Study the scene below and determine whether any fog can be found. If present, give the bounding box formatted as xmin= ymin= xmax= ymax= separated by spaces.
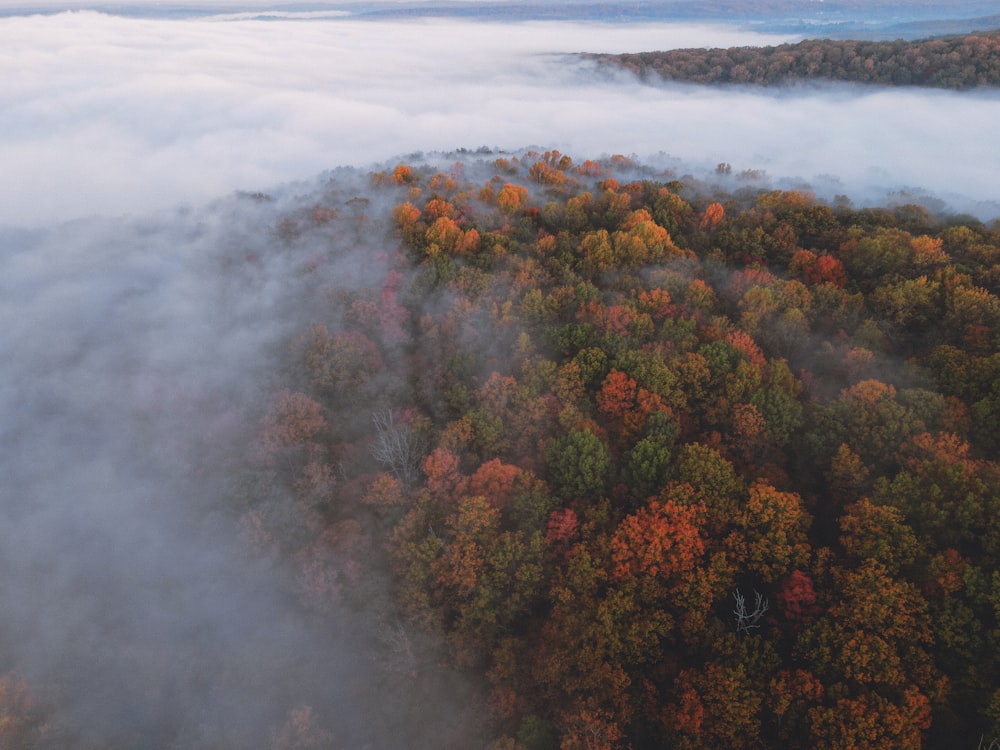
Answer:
xmin=1 ymin=5 xmax=999 ymax=746
xmin=4 ymin=10 xmax=998 ymax=227
xmin=0 ymin=182 xmax=495 ymax=745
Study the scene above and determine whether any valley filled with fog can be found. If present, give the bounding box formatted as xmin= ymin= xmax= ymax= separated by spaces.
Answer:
xmin=2 ymin=4 xmax=1000 ymax=747
xmin=3 ymin=10 xmax=999 ymax=226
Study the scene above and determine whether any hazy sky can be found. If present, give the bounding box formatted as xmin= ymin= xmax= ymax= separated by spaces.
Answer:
xmin=3 ymin=10 xmax=998 ymax=226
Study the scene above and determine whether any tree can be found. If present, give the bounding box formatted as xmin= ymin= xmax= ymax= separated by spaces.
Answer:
xmin=371 ymin=408 xmax=426 ymax=486
xmin=422 ymin=447 xmax=466 ymax=501
xmin=808 ymin=379 xmax=925 ymax=479
xmin=732 ymin=588 xmax=769 ymax=636
xmin=547 ymin=507 xmax=581 ymax=553
xmin=767 ymin=669 xmax=824 ymax=745
xmin=497 ymin=183 xmax=530 ymax=216
xmin=298 ymin=325 xmax=382 ymax=396
xmin=699 ymin=202 xmax=725 ymax=233
xmin=362 ymin=472 xmax=407 ymax=516
xmin=663 ymin=662 xmax=764 ymax=749
xmin=545 ymin=429 xmax=612 ymax=501
xmin=557 ymin=701 xmax=625 ymax=750
xmin=872 ymin=431 xmax=991 ymax=553
xmin=674 ymin=443 xmax=744 ymax=537
xmin=596 ymin=369 xmax=637 ymax=422
xmin=797 ymin=560 xmax=938 ymax=703
xmin=731 ymin=482 xmax=811 ymax=583
xmin=623 ymin=433 xmax=676 ymax=502
xmin=808 ymin=688 xmax=931 ymax=750
xmin=776 ymin=570 xmax=819 ymax=625
xmin=258 ymin=390 xmax=327 ymax=464
xmin=838 ymin=497 xmax=922 ymax=575
xmin=609 ymin=500 xmax=704 ymax=584
xmin=468 ymin=458 xmax=523 ymax=510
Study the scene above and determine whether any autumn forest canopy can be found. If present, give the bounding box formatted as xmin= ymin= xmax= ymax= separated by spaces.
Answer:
xmin=237 ymin=152 xmax=1000 ymax=748
xmin=591 ymin=31 xmax=1000 ymax=89
xmin=5 ymin=149 xmax=1000 ymax=749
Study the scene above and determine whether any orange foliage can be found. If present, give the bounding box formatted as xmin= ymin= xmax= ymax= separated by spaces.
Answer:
xmin=391 ymin=164 xmax=415 ymax=184
xmin=427 ymin=171 xmax=458 ymax=193
xmin=724 ymin=329 xmax=767 ymax=368
xmin=791 ymin=249 xmax=847 ymax=287
xmin=467 ymin=459 xmax=521 ymax=509
xmin=530 ymin=161 xmax=569 ymax=185
xmin=736 ymin=482 xmax=811 ymax=582
xmin=699 ymin=202 xmax=725 ymax=232
xmin=422 ymin=448 xmax=466 ymax=500
xmin=392 ymin=201 xmax=422 ymax=240
xmin=768 ymin=668 xmax=824 ymax=720
xmin=610 ymin=500 xmax=704 ymax=582
xmin=259 ymin=391 xmax=326 ymax=453
xmin=426 ymin=215 xmax=462 ymax=253
xmin=434 ymin=495 xmax=500 ymax=599
xmin=496 ymin=183 xmax=530 ymax=215
xmin=575 ymin=159 xmax=605 ymax=177
xmin=362 ymin=472 xmax=407 ymax=513
xmin=596 ymin=369 xmax=637 ymax=421
xmin=455 ymin=227 xmax=481 ymax=255
xmin=636 ymin=288 xmax=673 ymax=322
xmin=684 ymin=278 xmax=718 ymax=312
xmin=423 ymin=197 xmax=456 ymax=221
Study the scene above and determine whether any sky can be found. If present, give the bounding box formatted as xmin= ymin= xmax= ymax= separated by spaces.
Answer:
xmin=1 ymin=5 xmax=999 ymax=745
xmin=2 ymin=9 xmax=999 ymax=227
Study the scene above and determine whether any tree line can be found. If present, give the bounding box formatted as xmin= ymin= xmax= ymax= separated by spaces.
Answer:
xmin=590 ymin=32 xmax=1000 ymax=89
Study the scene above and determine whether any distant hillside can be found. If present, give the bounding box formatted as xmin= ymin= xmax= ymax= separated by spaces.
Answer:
xmin=590 ymin=31 xmax=1000 ymax=89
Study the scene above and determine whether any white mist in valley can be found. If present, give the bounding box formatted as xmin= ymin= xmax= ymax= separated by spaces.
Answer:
xmin=0 ymin=179 xmax=487 ymax=746
xmin=3 ymin=10 xmax=998 ymax=226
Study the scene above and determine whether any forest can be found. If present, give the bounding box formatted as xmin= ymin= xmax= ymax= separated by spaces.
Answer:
xmin=3 ymin=150 xmax=1000 ymax=748
xmin=591 ymin=31 xmax=1000 ymax=88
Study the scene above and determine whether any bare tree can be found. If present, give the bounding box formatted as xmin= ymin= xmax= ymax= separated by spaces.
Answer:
xmin=733 ymin=588 xmax=768 ymax=636
xmin=371 ymin=408 xmax=424 ymax=486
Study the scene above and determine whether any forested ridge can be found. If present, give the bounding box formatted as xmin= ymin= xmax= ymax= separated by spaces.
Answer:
xmin=590 ymin=32 xmax=1000 ymax=88
xmin=4 ymin=152 xmax=1000 ymax=748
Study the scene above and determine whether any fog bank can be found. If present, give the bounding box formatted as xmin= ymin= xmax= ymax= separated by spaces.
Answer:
xmin=0 ymin=181 xmax=485 ymax=746
xmin=4 ymin=11 xmax=997 ymax=225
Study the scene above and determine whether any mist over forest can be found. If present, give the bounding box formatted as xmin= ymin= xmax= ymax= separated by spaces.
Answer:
xmin=3 ymin=2 xmax=1000 ymax=748
xmin=3 ymin=10 xmax=1000 ymax=226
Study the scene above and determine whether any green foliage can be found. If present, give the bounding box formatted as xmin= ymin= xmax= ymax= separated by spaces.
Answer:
xmin=598 ymin=32 xmax=1000 ymax=90
xmin=545 ymin=429 xmax=612 ymax=501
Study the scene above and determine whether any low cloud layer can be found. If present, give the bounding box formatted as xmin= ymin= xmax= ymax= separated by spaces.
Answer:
xmin=4 ymin=11 xmax=997 ymax=226
xmin=0 ymin=182 xmax=489 ymax=745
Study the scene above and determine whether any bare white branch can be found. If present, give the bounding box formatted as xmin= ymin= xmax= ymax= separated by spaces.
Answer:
xmin=733 ymin=588 xmax=768 ymax=636
xmin=371 ymin=408 xmax=424 ymax=486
